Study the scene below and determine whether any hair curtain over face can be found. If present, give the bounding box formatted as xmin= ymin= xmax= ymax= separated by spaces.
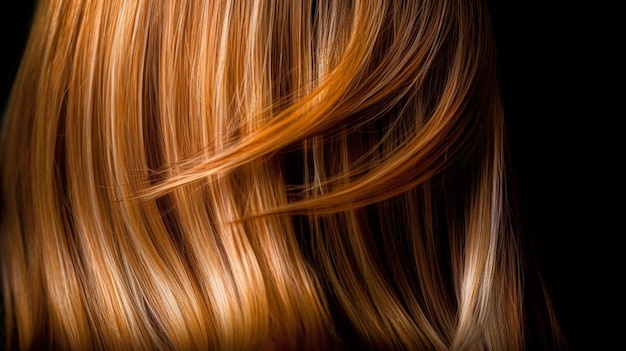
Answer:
xmin=0 ymin=0 xmax=564 ymax=350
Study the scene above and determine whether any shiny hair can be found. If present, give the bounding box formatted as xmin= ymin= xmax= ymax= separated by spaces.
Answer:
xmin=0 ymin=0 xmax=565 ymax=350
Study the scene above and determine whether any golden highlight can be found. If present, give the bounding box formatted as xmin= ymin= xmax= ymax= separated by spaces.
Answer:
xmin=1 ymin=0 xmax=565 ymax=350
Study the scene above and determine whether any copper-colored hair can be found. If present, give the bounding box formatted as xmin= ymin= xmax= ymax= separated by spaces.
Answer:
xmin=1 ymin=0 xmax=564 ymax=350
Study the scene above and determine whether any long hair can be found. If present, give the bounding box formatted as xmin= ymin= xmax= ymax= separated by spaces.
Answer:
xmin=1 ymin=0 xmax=565 ymax=350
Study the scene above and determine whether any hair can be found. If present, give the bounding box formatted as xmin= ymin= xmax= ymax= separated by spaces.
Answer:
xmin=0 ymin=0 xmax=565 ymax=350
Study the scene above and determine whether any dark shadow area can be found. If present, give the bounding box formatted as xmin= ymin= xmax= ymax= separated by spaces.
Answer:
xmin=1 ymin=1 xmax=36 ymax=115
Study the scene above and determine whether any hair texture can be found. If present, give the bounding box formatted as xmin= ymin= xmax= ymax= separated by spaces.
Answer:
xmin=1 ymin=0 xmax=565 ymax=350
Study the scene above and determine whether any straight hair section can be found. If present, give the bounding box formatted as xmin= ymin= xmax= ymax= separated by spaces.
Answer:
xmin=0 ymin=0 xmax=565 ymax=350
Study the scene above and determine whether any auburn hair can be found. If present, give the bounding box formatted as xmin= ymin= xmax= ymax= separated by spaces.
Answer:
xmin=1 ymin=0 xmax=564 ymax=350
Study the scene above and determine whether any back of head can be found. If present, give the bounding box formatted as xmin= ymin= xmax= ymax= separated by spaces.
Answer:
xmin=0 ymin=0 xmax=565 ymax=350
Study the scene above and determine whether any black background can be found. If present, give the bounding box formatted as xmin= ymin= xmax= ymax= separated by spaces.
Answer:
xmin=487 ymin=3 xmax=619 ymax=349
xmin=1 ymin=2 xmax=619 ymax=349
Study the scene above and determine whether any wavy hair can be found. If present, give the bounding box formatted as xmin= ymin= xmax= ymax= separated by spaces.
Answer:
xmin=1 ymin=0 xmax=564 ymax=350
